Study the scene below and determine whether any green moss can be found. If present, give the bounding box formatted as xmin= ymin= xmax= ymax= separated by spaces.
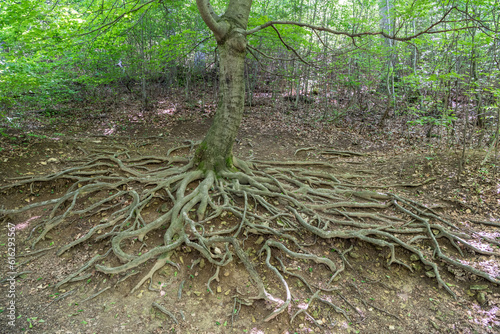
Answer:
xmin=197 ymin=160 xmax=206 ymax=172
xmin=195 ymin=141 xmax=208 ymax=156
xmin=225 ymin=155 xmax=239 ymax=172
xmin=225 ymin=155 xmax=233 ymax=167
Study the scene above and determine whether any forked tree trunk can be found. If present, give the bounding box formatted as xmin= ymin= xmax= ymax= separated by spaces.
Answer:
xmin=195 ymin=0 xmax=252 ymax=173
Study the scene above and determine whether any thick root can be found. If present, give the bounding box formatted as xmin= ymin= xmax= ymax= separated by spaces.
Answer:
xmin=1 ymin=147 xmax=499 ymax=325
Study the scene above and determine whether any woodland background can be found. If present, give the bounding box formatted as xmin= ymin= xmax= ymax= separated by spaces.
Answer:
xmin=0 ymin=0 xmax=498 ymax=158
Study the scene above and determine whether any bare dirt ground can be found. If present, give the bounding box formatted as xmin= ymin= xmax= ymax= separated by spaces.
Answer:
xmin=0 ymin=94 xmax=499 ymax=334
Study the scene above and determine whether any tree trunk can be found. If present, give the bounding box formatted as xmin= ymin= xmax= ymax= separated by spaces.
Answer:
xmin=195 ymin=0 xmax=251 ymax=173
xmin=195 ymin=37 xmax=246 ymax=172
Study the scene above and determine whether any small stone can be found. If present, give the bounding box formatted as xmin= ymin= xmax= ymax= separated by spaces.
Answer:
xmin=221 ymin=221 xmax=227 ymax=225
xmin=193 ymin=291 xmax=201 ymax=296
xmin=214 ymin=247 xmax=222 ymax=255
xmin=425 ymin=271 xmax=436 ymax=278
xmin=255 ymin=236 xmax=265 ymax=245
xmin=317 ymin=320 xmax=323 ymax=325
xmin=432 ymin=229 xmax=439 ymax=235
xmin=223 ymin=271 xmax=230 ymax=277
xmin=389 ymin=325 xmax=395 ymax=330
xmin=477 ymin=292 xmax=487 ymax=304
xmin=199 ymin=259 xmax=206 ymax=269
xmin=225 ymin=290 xmax=231 ymax=295
xmin=179 ymin=256 xmax=184 ymax=264
xmin=252 ymin=316 xmax=256 ymax=323
xmin=297 ymin=280 xmax=304 ymax=288
xmin=47 ymin=158 xmax=58 ymax=163
xmin=217 ymin=286 xmax=222 ymax=293
xmin=410 ymin=254 xmax=419 ymax=262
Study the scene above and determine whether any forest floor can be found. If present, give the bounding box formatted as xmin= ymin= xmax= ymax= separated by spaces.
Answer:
xmin=0 ymin=92 xmax=499 ymax=334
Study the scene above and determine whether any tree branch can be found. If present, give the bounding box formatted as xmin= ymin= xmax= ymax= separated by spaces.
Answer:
xmin=269 ymin=25 xmax=312 ymax=66
xmin=206 ymin=0 xmax=220 ymax=21
xmin=245 ymin=6 xmax=476 ymax=43
xmin=196 ymin=0 xmax=228 ymax=40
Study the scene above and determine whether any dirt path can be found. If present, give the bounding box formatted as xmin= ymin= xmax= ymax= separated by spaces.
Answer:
xmin=1 ymin=109 xmax=499 ymax=334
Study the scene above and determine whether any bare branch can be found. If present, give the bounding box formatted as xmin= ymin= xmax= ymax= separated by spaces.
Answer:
xmin=312 ymin=29 xmax=368 ymax=56
xmin=245 ymin=6 xmax=477 ymax=43
xmin=270 ymin=25 xmax=312 ymax=66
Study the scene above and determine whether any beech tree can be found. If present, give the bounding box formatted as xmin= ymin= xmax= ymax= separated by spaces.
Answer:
xmin=194 ymin=0 xmax=251 ymax=171
xmin=194 ymin=0 xmax=472 ymax=172
xmin=2 ymin=0 xmax=500 ymax=324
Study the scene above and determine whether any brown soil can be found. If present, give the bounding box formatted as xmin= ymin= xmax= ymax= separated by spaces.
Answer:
xmin=0 ymin=99 xmax=499 ymax=334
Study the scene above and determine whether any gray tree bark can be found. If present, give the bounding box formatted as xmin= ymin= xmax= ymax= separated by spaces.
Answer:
xmin=195 ymin=0 xmax=252 ymax=172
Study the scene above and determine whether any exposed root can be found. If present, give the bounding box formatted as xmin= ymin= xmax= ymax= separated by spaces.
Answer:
xmin=152 ymin=302 xmax=178 ymax=324
xmin=81 ymin=286 xmax=111 ymax=303
xmin=1 ymin=145 xmax=499 ymax=324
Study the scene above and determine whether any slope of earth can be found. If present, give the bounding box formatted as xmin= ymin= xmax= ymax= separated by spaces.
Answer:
xmin=0 ymin=97 xmax=499 ymax=334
